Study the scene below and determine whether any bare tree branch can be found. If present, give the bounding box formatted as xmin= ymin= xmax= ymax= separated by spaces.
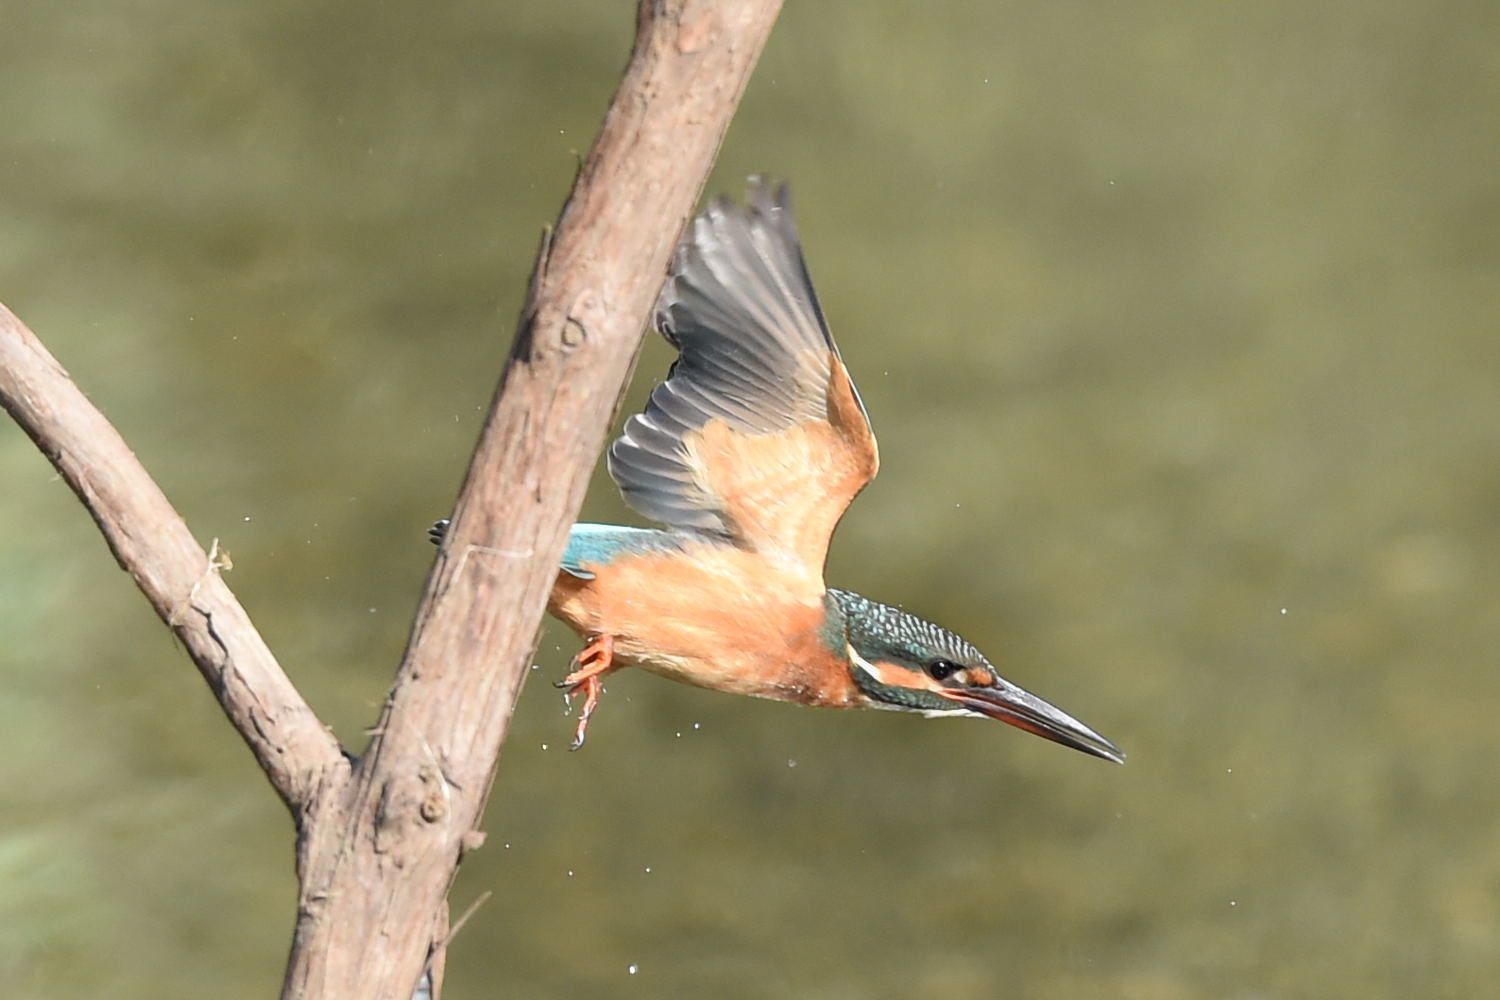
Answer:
xmin=281 ymin=2 xmax=783 ymax=991
xmin=0 ymin=300 xmax=347 ymax=810
xmin=0 ymin=1 xmax=780 ymax=996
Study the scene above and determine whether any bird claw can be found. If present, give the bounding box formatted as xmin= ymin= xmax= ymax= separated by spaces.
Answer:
xmin=559 ymin=635 xmax=614 ymax=750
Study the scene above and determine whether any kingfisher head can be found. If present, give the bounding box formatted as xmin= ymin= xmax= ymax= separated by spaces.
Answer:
xmin=826 ymin=589 xmax=1124 ymax=762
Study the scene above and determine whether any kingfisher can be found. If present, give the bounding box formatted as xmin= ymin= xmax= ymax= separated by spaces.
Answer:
xmin=432 ymin=179 xmax=1122 ymax=763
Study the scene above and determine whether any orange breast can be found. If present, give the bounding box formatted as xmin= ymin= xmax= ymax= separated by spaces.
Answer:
xmin=548 ymin=541 xmax=859 ymax=709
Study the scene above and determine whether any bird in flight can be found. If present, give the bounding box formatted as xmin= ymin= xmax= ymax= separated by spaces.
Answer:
xmin=433 ymin=179 xmax=1122 ymax=763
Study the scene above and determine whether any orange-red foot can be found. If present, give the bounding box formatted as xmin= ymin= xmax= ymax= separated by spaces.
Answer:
xmin=557 ymin=634 xmax=614 ymax=750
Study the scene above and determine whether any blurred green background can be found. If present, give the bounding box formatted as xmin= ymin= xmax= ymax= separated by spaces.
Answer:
xmin=3 ymin=1 xmax=1498 ymax=997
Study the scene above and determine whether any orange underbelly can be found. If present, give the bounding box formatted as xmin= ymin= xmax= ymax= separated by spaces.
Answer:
xmin=546 ymin=544 xmax=857 ymax=709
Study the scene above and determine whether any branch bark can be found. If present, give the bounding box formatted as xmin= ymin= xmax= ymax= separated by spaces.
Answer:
xmin=1 ymin=1 xmax=781 ymax=997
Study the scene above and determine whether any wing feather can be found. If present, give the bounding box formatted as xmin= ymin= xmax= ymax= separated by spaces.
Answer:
xmin=607 ymin=179 xmax=879 ymax=577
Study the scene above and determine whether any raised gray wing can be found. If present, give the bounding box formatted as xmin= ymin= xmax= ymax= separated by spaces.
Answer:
xmin=607 ymin=179 xmax=877 ymax=565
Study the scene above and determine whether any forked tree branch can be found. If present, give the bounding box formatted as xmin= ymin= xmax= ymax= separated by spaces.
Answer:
xmin=0 ymin=1 xmax=781 ymax=997
xmin=284 ymin=1 xmax=784 ymax=992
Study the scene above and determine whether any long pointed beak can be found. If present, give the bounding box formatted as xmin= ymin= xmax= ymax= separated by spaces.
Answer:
xmin=937 ymin=680 xmax=1125 ymax=763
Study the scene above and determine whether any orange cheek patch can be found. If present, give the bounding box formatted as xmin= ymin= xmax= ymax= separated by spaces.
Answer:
xmin=861 ymin=658 xmax=944 ymax=695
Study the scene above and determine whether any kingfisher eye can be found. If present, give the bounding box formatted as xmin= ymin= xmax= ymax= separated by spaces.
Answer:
xmin=927 ymin=659 xmax=960 ymax=681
